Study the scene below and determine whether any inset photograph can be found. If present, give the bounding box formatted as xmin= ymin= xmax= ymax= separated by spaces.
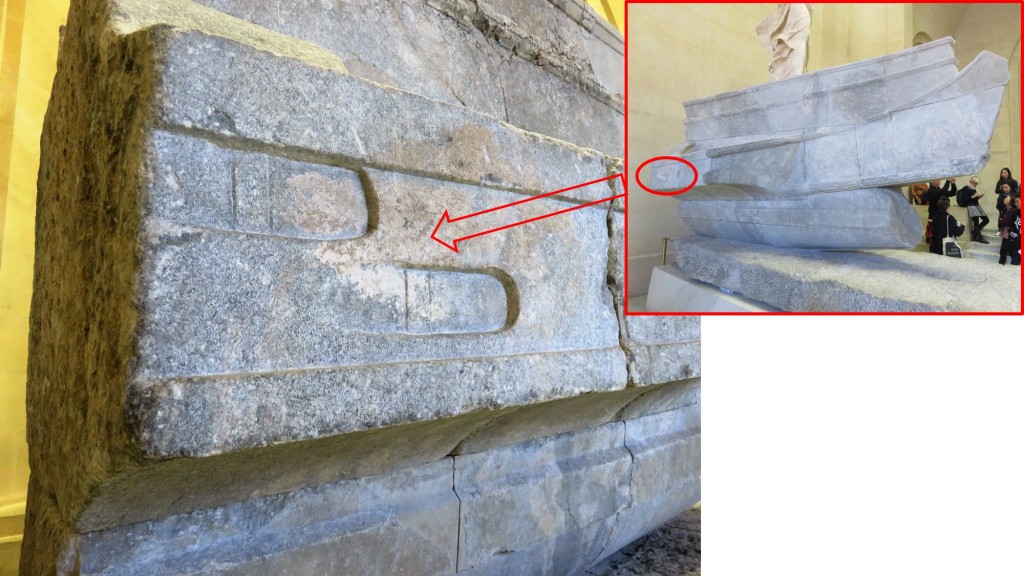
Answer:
xmin=627 ymin=2 xmax=1022 ymax=313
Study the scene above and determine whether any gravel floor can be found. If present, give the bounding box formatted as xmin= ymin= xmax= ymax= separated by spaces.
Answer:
xmin=585 ymin=505 xmax=701 ymax=576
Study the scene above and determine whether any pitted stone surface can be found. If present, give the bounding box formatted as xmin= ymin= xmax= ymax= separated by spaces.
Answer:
xmin=133 ymin=167 xmax=624 ymax=455
xmin=23 ymin=0 xmax=697 ymax=574
xmin=675 ymin=186 xmax=922 ymax=250
xmin=609 ymin=212 xmax=702 ymax=386
xmin=79 ymin=460 xmax=459 ymax=576
xmin=675 ymin=236 xmax=1022 ymax=312
xmin=154 ymin=29 xmax=615 ymax=202
xmin=455 ymin=422 xmax=632 ymax=572
xmin=149 ymin=131 xmax=370 ymax=239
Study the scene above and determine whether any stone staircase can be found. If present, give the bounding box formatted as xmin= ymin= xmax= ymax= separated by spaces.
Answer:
xmin=965 ymin=228 xmax=1003 ymax=262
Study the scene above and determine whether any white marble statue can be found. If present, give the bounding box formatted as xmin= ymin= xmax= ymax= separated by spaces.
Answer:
xmin=756 ymin=3 xmax=812 ymax=81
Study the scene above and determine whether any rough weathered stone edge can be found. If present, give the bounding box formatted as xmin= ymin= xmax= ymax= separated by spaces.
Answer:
xmin=424 ymin=0 xmax=623 ymax=110
xmin=73 ymin=393 xmax=699 ymax=574
xmin=110 ymin=0 xmax=347 ymax=73
xmin=149 ymin=26 xmax=623 ymax=206
xmin=79 ymin=376 xmax=698 ymax=533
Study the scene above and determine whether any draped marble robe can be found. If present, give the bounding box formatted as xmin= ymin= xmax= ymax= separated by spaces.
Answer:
xmin=756 ymin=3 xmax=813 ymax=80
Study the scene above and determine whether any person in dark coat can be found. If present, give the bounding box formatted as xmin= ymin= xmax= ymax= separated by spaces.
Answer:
xmin=995 ymin=182 xmax=1016 ymax=221
xmin=998 ymin=195 xmax=1021 ymax=266
xmin=994 ymin=167 xmax=1019 ymax=198
xmin=923 ymin=178 xmax=957 ymax=218
xmin=960 ymin=176 xmax=989 ymax=243
xmin=929 ymin=197 xmax=965 ymax=255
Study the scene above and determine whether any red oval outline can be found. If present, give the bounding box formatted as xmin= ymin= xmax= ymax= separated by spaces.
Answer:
xmin=634 ymin=156 xmax=699 ymax=196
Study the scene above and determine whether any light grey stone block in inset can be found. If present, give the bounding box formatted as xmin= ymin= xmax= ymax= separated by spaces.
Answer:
xmin=676 ymin=186 xmax=922 ymax=250
xmin=647 ymin=264 xmax=779 ymax=312
xmin=674 ymin=236 xmax=1023 ymax=312
xmin=78 ymin=459 xmax=459 ymax=576
xmin=455 ymin=422 xmax=632 ymax=572
xmin=649 ymin=39 xmax=1010 ymax=250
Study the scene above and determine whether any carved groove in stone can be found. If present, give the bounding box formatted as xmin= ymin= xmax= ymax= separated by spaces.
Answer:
xmin=149 ymin=130 xmax=370 ymax=240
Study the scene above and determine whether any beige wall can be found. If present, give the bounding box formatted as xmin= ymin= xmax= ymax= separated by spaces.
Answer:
xmin=627 ymin=3 xmax=777 ymax=296
xmin=952 ymin=3 xmax=1021 ymax=192
xmin=627 ymin=3 xmax=1021 ymax=296
xmin=810 ymin=3 xmax=908 ymax=70
xmin=913 ymin=3 xmax=971 ymax=45
xmin=1 ymin=0 xmax=69 ymax=522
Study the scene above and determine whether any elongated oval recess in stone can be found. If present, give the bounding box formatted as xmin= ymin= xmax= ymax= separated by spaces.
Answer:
xmin=328 ymin=263 xmax=510 ymax=335
xmin=268 ymin=164 xmax=368 ymax=239
xmin=147 ymin=130 xmax=369 ymax=239
xmin=405 ymin=268 xmax=508 ymax=334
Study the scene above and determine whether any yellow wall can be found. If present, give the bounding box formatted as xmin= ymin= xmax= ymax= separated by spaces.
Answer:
xmin=810 ymin=3 xmax=908 ymax=71
xmin=586 ymin=0 xmax=624 ymax=33
xmin=951 ymin=3 xmax=1021 ymax=191
xmin=0 ymin=0 xmax=69 ymax=521
xmin=627 ymin=3 xmax=781 ymax=295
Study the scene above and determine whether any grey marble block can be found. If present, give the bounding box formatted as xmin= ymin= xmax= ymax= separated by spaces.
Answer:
xmin=674 ymin=236 xmax=1022 ymax=312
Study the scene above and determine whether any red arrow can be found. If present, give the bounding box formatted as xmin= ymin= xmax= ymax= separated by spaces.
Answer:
xmin=430 ymin=173 xmax=626 ymax=253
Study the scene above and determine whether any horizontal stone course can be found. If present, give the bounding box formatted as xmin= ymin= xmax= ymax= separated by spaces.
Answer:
xmin=79 ymin=460 xmax=460 ymax=576
xmin=23 ymin=1 xmax=697 ymax=574
xmin=674 ymin=236 xmax=1022 ymax=312
xmin=71 ymin=395 xmax=701 ymax=575
xmin=132 ymin=164 xmax=625 ymax=456
xmin=152 ymin=28 xmax=618 ymax=200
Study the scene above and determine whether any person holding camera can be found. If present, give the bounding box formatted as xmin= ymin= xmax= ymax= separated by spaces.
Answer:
xmin=959 ymin=176 xmax=989 ymax=243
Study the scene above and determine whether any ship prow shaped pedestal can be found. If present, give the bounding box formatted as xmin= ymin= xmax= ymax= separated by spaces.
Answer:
xmin=650 ymin=38 xmax=1010 ymax=250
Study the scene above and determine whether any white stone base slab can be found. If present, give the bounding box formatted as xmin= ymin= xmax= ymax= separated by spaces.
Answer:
xmin=647 ymin=265 xmax=779 ymax=312
xmin=674 ymin=237 xmax=1022 ymax=312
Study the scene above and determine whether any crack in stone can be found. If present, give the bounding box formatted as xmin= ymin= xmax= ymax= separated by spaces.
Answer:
xmin=451 ymin=457 xmax=464 ymax=572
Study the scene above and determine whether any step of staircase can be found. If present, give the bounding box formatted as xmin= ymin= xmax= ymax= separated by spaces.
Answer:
xmin=966 ymin=249 xmax=1000 ymax=263
xmin=980 ymin=230 xmax=1001 ymax=243
xmin=967 ymin=241 xmax=1000 ymax=254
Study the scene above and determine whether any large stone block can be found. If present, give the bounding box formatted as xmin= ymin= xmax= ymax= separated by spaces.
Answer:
xmin=133 ymin=163 xmax=624 ymax=456
xmin=600 ymin=406 xmax=702 ymax=560
xmin=454 ymin=422 xmax=632 ymax=572
xmin=674 ymin=236 xmax=1022 ymax=312
xmin=21 ymin=0 xmax=697 ymax=574
xmin=78 ymin=460 xmax=460 ymax=575
xmin=185 ymin=0 xmax=624 ymax=155
xmin=152 ymin=29 xmax=617 ymax=202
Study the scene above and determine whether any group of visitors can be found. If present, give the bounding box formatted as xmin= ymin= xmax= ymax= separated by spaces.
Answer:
xmin=914 ymin=167 xmax=1020 ymax=265
xmin=994 ymin=168 xmax=1021 ymax=265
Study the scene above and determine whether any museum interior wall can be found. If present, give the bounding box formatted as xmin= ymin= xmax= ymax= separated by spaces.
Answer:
xmin=628 ymin=3 xmax=1021 ymax=296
